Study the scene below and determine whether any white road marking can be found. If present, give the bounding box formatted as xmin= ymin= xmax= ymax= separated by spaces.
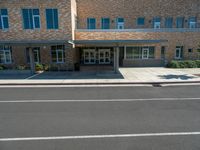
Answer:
xmin=25 ymin=73 xmax=42 ymax=80
xmin=0 ymin=97 xmax=200 ymax=103
xmin=1 ymin=132 xmax=200 ymax=141
xmin=0 ymin=84 xmax=152 ymax=88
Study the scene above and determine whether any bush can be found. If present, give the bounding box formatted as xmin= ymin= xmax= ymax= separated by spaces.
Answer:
xmin=0 ymin=66 xmax=4 ymax=70
xmin=168 ymin=60 xmax=200 ymax=68
xmin=17 ymin=65 xmax=26 ymax=70
xmin=35 ymin=64 xmax=43 ymax=71
xmin=195 ymin=60 xmax=200 ymax=68
xmin=168 ymin=60 xmax=180 ymax=68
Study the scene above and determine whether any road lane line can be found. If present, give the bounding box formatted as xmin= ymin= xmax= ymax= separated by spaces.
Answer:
xmin=25 ymin=73 xmax=42 ymax=80
xmin=0 ymin=97 xmax=200 ymax=103
xmin=1 ymin=132 xmax=200 ymax=141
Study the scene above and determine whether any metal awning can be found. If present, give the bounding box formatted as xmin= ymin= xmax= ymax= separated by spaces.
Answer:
xmin=0 ymin=40 xmax=68 ymax=46
xmin=69 ymin=39 xmax=168 ymax=46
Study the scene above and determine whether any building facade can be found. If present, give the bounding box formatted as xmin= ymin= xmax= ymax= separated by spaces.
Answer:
xmin=0 ymin=0 xmax=200 ymax=72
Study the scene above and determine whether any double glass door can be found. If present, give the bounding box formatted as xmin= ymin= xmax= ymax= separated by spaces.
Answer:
xmin=99 ymin=49 xmax=110 ymax=64
xmin=83 ymin=49 xmax=111 ymax=64
xmin=84 ymin=49 xmax=96 ymax=64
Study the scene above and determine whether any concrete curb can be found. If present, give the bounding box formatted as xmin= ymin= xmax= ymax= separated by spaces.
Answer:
xmin=0 ymin=81 xmax=200 ymax=86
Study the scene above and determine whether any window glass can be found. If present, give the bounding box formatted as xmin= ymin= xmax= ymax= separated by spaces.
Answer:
xmin=51 ymin=45 xmax=65 ymax=63
xmin=46 ymin=9 xmax=59 ymax=29
xmin=176 ymin=17 xmax=184 ymax=28
xmin=149 ymin=47 xmax=155 ymax=59
xmin=22 ymin=9 xmax=40 ymax=29
xmin=165 ymin=17 xmax=173 ymax=28
xmin=1 ymin=9 xmax=8 ymax=15
xmin=87 ymin=18 xmax=96 ymax=29
xmin=0 ymin=9 xmax=9 ymax=29
xmin=137 ymin=17 xmax=145 ymax=25
xmin=189 ymin=17 xmax=197 ymax=28
xmin=0 ymin=45 xmax=12 ymax=64
xmin=101 ymin=18 xmax=110 ymax=29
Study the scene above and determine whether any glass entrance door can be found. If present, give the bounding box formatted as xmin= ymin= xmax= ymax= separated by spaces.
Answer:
xmin=142 ymin=48 xmax=149 ymax=59
xmin=84 ymin=49 xmax=96 ymax=64
xmin=99 ymin=49 xmax=110 ymax=64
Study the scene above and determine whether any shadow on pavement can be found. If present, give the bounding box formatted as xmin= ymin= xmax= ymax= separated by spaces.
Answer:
xmin=31 ymin=71 xmax=124 ymax=80
xmin=158 ymin=74 xmax=197 ymax=80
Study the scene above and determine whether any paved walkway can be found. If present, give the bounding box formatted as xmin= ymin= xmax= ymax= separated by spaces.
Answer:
xmin=0 ymin=68 xmax=200 ymax=85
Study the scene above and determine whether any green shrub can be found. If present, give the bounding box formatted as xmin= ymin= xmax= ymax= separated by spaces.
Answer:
xmin=168 ymin=60 xmax=199 ymax=68
xmin=17 ymin=65 xmax=26 ymax=70
xmin=0 ymin=66 xmax=4 ymax=70
xmin=168 ymin=60 xmax=180 ymax=68
xmin=195 ymin=60 xmax=200 ymax=68
xmin=35 ymin=64 xmax=43 ymax=71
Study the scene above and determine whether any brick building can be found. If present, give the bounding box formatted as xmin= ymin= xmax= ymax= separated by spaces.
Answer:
xmin=0 ymin=0 xmax=200 ymax=72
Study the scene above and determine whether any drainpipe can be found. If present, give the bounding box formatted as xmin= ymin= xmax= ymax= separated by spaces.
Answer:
xmin=28 ymin=47 xmax=35 ymax=74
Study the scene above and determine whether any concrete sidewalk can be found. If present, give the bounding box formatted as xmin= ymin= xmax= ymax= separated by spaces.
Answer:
xmin=0 ymin=68 xmax=200 ymax=85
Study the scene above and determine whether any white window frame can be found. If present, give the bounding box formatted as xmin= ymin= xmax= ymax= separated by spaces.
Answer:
xmin=33 ymin=49 xmax=40 ymax=64
xmin=0 ymin=48 xmax=12 ymax=64
xmin=175 ymin=47 xmax=182 ymax=59
xmin=99 ymin=49 xmax=111 ymax=64
xmin=142 ymin=48 xmax=149 ymax=59
xmin=116 ymin=18 xmax=124 ymax=29
xmin=33 ymin=14 xmax=41 ymax=29
xmin=189 ymin=21 xmax=196 ymax=29
xmin=84 ymin=49 xmax=96 ymax=64
xmin=154 ymin=22 xmax=161 ymax=29
xmin=56 ymin=49 xmax=64 ymax=63
xmin=1 ymin=15 xmax=9 ymax=30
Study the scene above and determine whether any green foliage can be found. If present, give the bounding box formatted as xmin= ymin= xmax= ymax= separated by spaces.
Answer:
xmin=35 ymin=64 xmax=43 ymax=71
xmin=0 ymin=66 xmax=4 ymax=70
xmin=17 ymin=65 xmax=26 ymax=70
xmin=168 ymin=60 xmax=200 ymax=68
xmin=195 ymin=60 xmax=200 ymax=68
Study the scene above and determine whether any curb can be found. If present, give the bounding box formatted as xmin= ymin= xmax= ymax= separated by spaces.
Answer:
xmin=0 ymin=81 xmax=200 ymax=86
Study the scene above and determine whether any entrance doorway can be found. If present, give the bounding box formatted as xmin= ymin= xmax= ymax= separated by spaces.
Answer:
xmin=142 ymin=48 xmax=149 ymax=59
xmin=84 ymin=49 xmax=96 ymax=64
xmin=99 ymin=49 xmax=111 ymax=64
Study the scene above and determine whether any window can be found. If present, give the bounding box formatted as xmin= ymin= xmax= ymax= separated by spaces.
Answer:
xmin=116 ymin=18 xmax=124 ymax=29
xmin=0 ymin=45 xmax=12 ymax=64
xmin=175 ymin=46 xmax=183 ymax=59
xmin=165 ymin=17 xmax=173 ymax=28
xmin=0 ymin=9 xmax=9 ymax=30
xmin=125 ymin=46 xmax=155 ymax=59
xmin=26 ymin=47 xmax=40 ymax=63
xmin=46 ymin=9 xmax=59 ymax=29
xmin=188 ymin=17 xmax=197 ymax=28
xmin=161 ymin=46 xmax=166 ymax=59
xmin=176 ymin=17 xmax=184 ymax=28
xmin=137 ymin=17 xmax=145 ymax=26
xmin=22 ymin=9 xmax=40 ymax=29
xmin=153 ymin=17 xmax=161 ymax=29
xmin=188 ymin=48 xmax=193 ymax=53
xmin=51 ymin=45 xmax=65 ymax=63
xmin=87 ymin=18 xmax=96 ymax=29
xmin=101 ymin=18 xmax=110 ymax=29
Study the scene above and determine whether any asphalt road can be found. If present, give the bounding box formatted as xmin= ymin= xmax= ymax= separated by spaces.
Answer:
xmin=0 ymin=85 xmax=200 ymax=150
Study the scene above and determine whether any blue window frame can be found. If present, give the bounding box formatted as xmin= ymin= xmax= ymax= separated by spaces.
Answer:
xmin=176 ymin=17 xmax=184 ymax=28
xmin=137 ymin=17 xmax=145 ymax=26
xmin=87 ymin=18 xmax=96 ymax=29
xmin=165 ymin=17 xmax=173 ymax=28
xmin=101 ymin=18 xmax=110 ymax=29
xmin=22 ymin=9 xmax=40 ymax=29
xmin=46 ymin=9 xmax=59 ymax=29
xmin=0 ymin=9 xmax=9 ymax=30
